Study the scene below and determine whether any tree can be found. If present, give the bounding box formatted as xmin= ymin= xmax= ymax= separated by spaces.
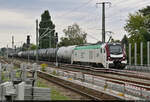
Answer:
xmin=58 ymin=23 xmax=87 ymax=46
xmin=139 ymin=6 xmax=150 ymax=16
xmin=22 ymin=43 xmax=28 ymax=51
xmin=29 ymin=44 xmax=37 ymax=50
xmin=124 ymin=13 xmax=146 ymax=45
xmin=124 ymin=6 xmax=150 ymax=65
xmin=121 ymin=35 xmax=128 ymax=45
xmin=139 ymin=6 xmax=150 ymax=41
xmin=39 ymin=10 xmax=57 ymax=48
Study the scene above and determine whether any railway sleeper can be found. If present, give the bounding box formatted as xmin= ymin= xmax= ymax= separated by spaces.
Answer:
xmin=37 ymin=71 xmax=121 ymax=100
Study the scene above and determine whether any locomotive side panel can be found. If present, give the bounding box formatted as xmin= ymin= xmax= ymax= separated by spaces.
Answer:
xmin=73 ymin=49 xmax=102 ymax=63
xmin=72 ymin=44 xmax=105 ymax=67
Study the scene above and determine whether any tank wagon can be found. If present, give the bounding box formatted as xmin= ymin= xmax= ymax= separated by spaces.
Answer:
xmin=46 ymin=48 xmax=57 ymax=62
xmin=57 ymin=45 xmax=76 ymax=63
xmin=11 ymin=43 xmax=126 ymax=69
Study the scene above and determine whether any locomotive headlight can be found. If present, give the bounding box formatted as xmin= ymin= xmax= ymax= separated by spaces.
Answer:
xmin=107 ymin=56 xmax=111 ymax=61
xmin=123 ymin=56 xmax=125 ymax=60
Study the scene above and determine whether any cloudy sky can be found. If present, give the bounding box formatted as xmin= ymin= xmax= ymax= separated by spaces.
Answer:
xmin=0 ymin=0 xmax=149 ymax=48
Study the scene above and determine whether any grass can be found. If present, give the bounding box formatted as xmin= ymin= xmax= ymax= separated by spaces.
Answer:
xmin=52 ymin=70 xmax=57 ymax=75
xmin=51 ymin=70 xmax=59 ymax=76
xmin=14 ymin=66 xmax=18 ymax=69
xmin=1 ymin=63 xmax=70 ymax=100
xmin=51 ymin=89 xmax=70 ymax=100
xmin=37 ymin=80 xmax=71 ymax=100
xmin=2 ymin=72 xmax=10 ymax=82
xmin=15 ymin=71 xmax=21 ymax=78
xmin=2 ymin=68 xmax=20 ymax=82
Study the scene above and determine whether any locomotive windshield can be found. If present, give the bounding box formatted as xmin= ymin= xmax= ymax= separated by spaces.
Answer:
xmin=108 ymin=44 xmax=122 ymax=54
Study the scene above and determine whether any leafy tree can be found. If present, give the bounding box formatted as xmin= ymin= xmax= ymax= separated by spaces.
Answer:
xmin=139 ymin=6 xmax=150 ymax=16
xmin=121 ymin=35 xmax=128 ymax=45
xmin=124 ymin=13 xmax=146 ymax=44
xmin=39 ymin=10 xmax=57 ymax=48
xmin=121 ymin=35 xmax=129 ymax=63
xmin=29 ymin=44 xmax=37 ymax=50
xmin=22 ymin=43 xmax=28 ymax=51
xmin=139 ymin=6 xmax=150 ymax=41
xmin=58 ymin=23 xmax=87 ymax=46
xmin=124 ymin=6 xmax=150 ymax=65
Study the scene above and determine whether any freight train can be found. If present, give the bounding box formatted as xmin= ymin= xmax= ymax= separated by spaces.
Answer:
xmin=9 ymin=43 xmax=127 ymax=69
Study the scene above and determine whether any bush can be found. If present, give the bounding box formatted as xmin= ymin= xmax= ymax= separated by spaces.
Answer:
xmin=41 ymin=63 xmax=48 ymax=72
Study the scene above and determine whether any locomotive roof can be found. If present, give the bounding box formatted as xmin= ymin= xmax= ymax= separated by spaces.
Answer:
xmin=74 ymin=44 xmax=101 ymax=50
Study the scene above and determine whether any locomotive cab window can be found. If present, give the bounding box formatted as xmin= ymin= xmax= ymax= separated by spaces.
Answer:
xmin=108 ymin=44 xmax=122 ymax=54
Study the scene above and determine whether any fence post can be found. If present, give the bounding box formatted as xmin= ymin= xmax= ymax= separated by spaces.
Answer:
xmin=33 ymin=63 xmax=37 ymax=86
xmin=10 ymin=63 xmax=14 ymax=82
xmin=124 ymin=44 xmax=126 ymax=51
xmin=134 ymin=43 xmax=137 ymax=66
xmin=0 ymin=63 xmax=2 ymax=83
xmin=129 ymin=43 xmax=131 ymax=65
xmin=21 ymin=63 xmax=27 ymax=81
xmin=141 ymin=42 xmax=143 ymax=66
xmin=147 ymin=42 xmax=150 ymax=66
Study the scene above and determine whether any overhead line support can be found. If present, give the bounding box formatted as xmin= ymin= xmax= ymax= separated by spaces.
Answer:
xmin=96 ymin=2 xmax=111 ymax=43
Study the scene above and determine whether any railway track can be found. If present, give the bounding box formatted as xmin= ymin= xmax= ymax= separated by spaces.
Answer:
xmin=4 ymin=57 xmax=150 ymax=83
xmin=2 ymin=57 xmax=150 ymax=100
xmin=37 ymin=71 xmax=120 ymax=100
xmin=6 ymin=57 xmax=150 ymax=86
xmin=59 ymin=64 xmax=150 ymax=87
xmin=60 ymin=64 xmax=150 ymax=81
xmin=0 ymin=57 xmax=121 ymax=100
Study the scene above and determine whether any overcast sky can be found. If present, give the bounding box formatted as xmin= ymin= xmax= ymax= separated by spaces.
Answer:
xmin=0 ymin=0 xmax=149 ymax=48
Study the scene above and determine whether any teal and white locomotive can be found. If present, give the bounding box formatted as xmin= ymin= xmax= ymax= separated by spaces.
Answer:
xmin=71 ymin=43 xmax=127 ymax=69
xmin=11 ymin=43 xmax=127 ymax=69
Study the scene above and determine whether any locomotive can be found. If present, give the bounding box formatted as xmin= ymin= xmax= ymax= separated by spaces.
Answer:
xmin=10 ymin=43 xmax=127 ymax=69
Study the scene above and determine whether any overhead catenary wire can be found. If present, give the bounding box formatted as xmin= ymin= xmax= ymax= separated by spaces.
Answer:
xmin=56 ymin=0 xmax=150 ymax=43
xmin=54 ymin=0 xmax=101 ymax=41
xmin=55 ymin=0 xmax=121 ymax=42
xmin=56 ymin=5 xmax=102 ymax=42
xmin=57 ymin=0 xmax=93 ymax=18
xmin=86 ymin=33 xmax=99 ymax=41
xmin=54 ymin=0 xmax=100 ymax=27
